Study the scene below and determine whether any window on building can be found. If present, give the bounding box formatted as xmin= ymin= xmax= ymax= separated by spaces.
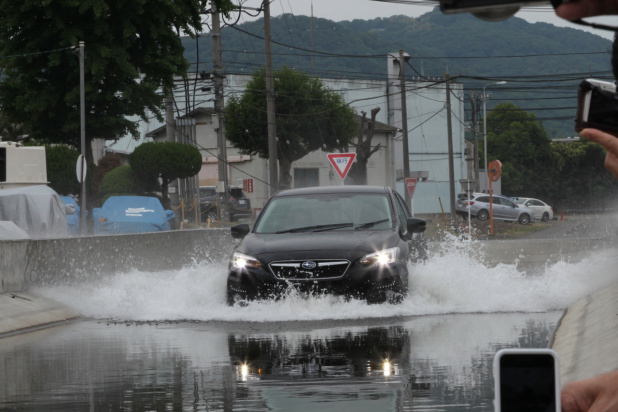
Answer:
xmin=294 ymin=168 xmax=319 ymax=188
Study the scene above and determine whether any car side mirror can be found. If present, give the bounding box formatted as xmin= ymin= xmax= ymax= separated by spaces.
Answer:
xmin=231 ymin=223 xmax=250 ymax=239
xmin=407 ymin=217 xmax=426 ymax=233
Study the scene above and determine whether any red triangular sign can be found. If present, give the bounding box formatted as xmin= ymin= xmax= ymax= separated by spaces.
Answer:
xmin=405 ymin=177 xmax=418 ymax=198
xmin=327 ymin=153 xmax=356 ymax=180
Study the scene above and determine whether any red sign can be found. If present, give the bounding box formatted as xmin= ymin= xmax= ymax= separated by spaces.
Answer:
xmin=327 ymin=153 xmax=356 ymax=180
xmin=243 ymin=178 xmax=253 ymax=193
xmin=405 ymin=177 xmax=418 ymax=198
xmin=488 ymin=160 xmax=502 ymax=182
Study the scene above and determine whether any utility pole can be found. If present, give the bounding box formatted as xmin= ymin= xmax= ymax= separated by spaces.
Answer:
xmin=78 ymin=41 xmax=87 ymax=235
xmin=398 ymin=50 xmax=410 ymax=209
xmin=445 ymin=74 xmax=456 ymax=219
xmin=211 ymin=2 xmax=230 ymax=220
xmin=164 ymin=92 xmax=180 ymax=211
xmin=265 ymin=0 xmax=278 ymax=195
xmin=471 ymin=90 xmax=480 ymax=190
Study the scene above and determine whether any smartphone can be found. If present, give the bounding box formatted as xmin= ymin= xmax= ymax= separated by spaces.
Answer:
xmin=493 ymin=348 xmax=561 ymax=412
xmin=576 ymin=78 xmax=618 ymax=134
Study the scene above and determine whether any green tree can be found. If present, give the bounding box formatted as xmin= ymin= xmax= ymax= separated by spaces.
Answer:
xmin=484 ymin=103 xmax=552 ymax=197
xmin=225 ymin=66 xmax=358 ymax=189
xmin=92 ymin=153 xmax=124 ymax=204
xmin=549 ymin=140 xmax=618 ymax=210
xmin=99 ymin=165 xmax=154 ymax=201
xmin=483 ymin=103 xmax=618 ymax=210
xmin=130 ymin=141 xmax=202 ymax=208
xmin=45 ymin=144 xmax=80 ymax=196
xmin=0 ymin=0 xmax=204 ymax=164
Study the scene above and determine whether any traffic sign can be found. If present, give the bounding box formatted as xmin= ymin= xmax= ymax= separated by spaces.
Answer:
xmin=327 ymin=153 xmax=356 ymax=180
xmin=243 ymin=178 xmax=254 ymax=193
xmin=76 ymin=154 xmax=87 ymax=183
xmin=405 ymin=177 xmax=418 ymax=198
xmin=488 ymin=160 xmax=502 ymax=182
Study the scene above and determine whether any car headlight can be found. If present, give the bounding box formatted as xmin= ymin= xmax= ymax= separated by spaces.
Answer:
xmin=360 ymin=247 xmax=399 ymax=266
xmin=231 ymin=252 xmax=262 ymax=269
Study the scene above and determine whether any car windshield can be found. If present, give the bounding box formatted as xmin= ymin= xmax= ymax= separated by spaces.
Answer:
xmin=254 ymin=192 xmax=393 ymax=234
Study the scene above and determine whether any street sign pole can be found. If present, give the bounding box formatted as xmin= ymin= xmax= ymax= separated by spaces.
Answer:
xmin=404 ymin=177 xmax=418 ymax=214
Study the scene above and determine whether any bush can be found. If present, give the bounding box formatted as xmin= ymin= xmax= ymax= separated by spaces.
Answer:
xmin=45 ymin=144 xmax=80 ymax=195
xmin=99 ymin=165 xmax=155 ymax=201
xmin=93 ymin=153 xmax=123 ymax=198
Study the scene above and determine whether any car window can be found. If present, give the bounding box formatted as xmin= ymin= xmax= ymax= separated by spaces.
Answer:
xmin=497 ymin=197 xmax=514 ymax=207
xmin=477 ymin=196 xmax=489 ymax=203
xmin=229 ymin=188 xmax=245 ymax=198
xmin=255 ymin=193 xmax=393 ymax=234
xmin=200 ymin=188 xmax=216 ymax=198
xmin=529 ymin=199 xmax=543 ymax=206
xmin=393 ymin=191 xmax=410 ymax=234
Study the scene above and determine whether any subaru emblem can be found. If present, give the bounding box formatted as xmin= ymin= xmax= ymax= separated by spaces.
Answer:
xmin=301 ymin=261 xmax=317 ymax=270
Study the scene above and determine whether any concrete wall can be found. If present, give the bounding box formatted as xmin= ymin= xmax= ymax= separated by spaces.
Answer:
xmin=0 ymin=228 xmax=237 ymax=293
xmin=551 ymin=280 xmax=618 ymax=385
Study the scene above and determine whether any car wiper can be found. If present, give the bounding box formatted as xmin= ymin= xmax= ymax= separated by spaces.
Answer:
xmin=354 ymin=219 xmax=389 ymax=230
xmin=275 ymin=223 xmax=353 ymax=233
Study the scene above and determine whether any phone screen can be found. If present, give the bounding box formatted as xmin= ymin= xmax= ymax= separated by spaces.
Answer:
xmin=499 ymin=353 xmax=556 ymax=412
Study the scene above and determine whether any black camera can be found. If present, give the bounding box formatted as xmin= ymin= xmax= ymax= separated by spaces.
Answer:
xmin=439 ymin=0 xmax=561 ymax=21
xmin=575 ymin=79 xmax=618 ymax=134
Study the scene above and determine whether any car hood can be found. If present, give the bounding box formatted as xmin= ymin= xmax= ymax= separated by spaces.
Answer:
xmin=236 ymin=230 xmax=401 ymax=261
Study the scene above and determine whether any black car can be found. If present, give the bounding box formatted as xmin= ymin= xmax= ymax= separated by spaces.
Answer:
xmin=226 ymin=185 xmax=427 ymax=305
xmin=200 ymin=186 xmax=252 ymax=222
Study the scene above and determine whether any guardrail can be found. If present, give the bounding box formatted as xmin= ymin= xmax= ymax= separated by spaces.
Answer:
xmin=0 ymin=228 xmax=238 ymax=293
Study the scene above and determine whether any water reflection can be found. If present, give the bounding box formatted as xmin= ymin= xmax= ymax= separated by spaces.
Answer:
xmin=0 ymin=312 xmax=560 ymax=411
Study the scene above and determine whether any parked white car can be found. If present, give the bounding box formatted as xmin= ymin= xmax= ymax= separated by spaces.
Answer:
xmin=513 ymin=197 xmax=554 ymax=222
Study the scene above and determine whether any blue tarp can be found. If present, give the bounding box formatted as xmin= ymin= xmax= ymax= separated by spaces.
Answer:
xmin=92 ymin=196 xmax=175 ymax=235
xmin=61 ymin=196 xmax=80 ymax=236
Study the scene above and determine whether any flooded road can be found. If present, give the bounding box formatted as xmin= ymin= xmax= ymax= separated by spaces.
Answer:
xmin=1 ymin=218 xmax=618 ymax=411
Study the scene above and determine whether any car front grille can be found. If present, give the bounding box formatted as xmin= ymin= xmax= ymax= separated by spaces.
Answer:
xmin=269 ymin=260 xmax=350 ymax=281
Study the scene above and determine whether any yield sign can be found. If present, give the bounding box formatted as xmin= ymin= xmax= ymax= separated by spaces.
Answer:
xmin=327 ymin=153 xmax=356 ymax=180
xmin=405 ymin=177 xmax=418 ymax=198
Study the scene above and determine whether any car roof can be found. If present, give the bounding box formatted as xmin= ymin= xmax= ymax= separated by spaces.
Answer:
xmin=273 ymin=185 xmax=390 ymax=197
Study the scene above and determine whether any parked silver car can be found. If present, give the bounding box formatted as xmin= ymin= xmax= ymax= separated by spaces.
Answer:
xmin=513 ymin=197 xmax=553 ymax=222
xmin=456 ymin=194 xmax=535 ymax=225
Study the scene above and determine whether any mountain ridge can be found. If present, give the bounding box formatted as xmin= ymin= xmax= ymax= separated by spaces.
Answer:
xmin=181 ymin=7 xmax=613 ymax=137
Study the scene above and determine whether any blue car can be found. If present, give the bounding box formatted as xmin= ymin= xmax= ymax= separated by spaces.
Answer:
xmin=92 ymin=196 xmax=175 ymax=235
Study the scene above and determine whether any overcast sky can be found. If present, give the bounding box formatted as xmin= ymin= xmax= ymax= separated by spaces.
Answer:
xmin=234 ymin=0 xmax=614 ymax=40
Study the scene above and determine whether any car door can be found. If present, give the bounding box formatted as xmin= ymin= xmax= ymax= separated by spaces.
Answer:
xmin=491 ymin=196 xmax=509 ymax=219
xmin=524 ymin=199 xmax=542 ymax=217
xmin=499 ymin=197 xmax=519 ymax=220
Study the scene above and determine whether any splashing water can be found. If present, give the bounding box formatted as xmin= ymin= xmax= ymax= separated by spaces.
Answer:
xmin=34 ymin=234 xmax=618 ymax=322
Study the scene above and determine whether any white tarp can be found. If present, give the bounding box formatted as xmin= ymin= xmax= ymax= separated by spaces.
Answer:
xmin=0 ymin=185 xmax=68 ymax=239
xmin=0 ymin=221 xmax=30 ymax=240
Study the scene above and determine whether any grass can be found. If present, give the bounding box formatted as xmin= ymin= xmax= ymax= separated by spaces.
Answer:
xmin=425 ymin=216 xmax=552 ymax=241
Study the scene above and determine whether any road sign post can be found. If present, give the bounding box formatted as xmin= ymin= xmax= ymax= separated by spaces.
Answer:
xmin=404 ymin=177 xmax=418 ymax=214
xmin=404 ymin=177 xmax=418 ymax=199
xmin=327 ymin=153 xmax=356 ymax=183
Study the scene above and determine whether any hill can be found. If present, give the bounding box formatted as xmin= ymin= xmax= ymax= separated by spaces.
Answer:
xmin=181 ymin=7 xmax=613 ymax=138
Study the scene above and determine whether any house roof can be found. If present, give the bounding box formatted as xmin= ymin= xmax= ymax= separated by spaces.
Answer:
xmin=355 ymin=116 xmax=398 ymax=134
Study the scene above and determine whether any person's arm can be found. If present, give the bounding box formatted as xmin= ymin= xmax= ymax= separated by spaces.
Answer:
xmin=580 ymin=128 xmax=618 ymax=179
xmin=555 ymin=0 xmax=618 ymax=20
xmin=561 ymin=370 xmax=618 ymax=412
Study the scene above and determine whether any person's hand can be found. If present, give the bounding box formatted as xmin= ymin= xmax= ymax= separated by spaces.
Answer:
xmin=561 ymin=370 xmax=618 ymax=411
xmin=580 ymin=128 xmax=618 ymax=180
xmin=555 ymin=0 xmax=618 ymax=21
